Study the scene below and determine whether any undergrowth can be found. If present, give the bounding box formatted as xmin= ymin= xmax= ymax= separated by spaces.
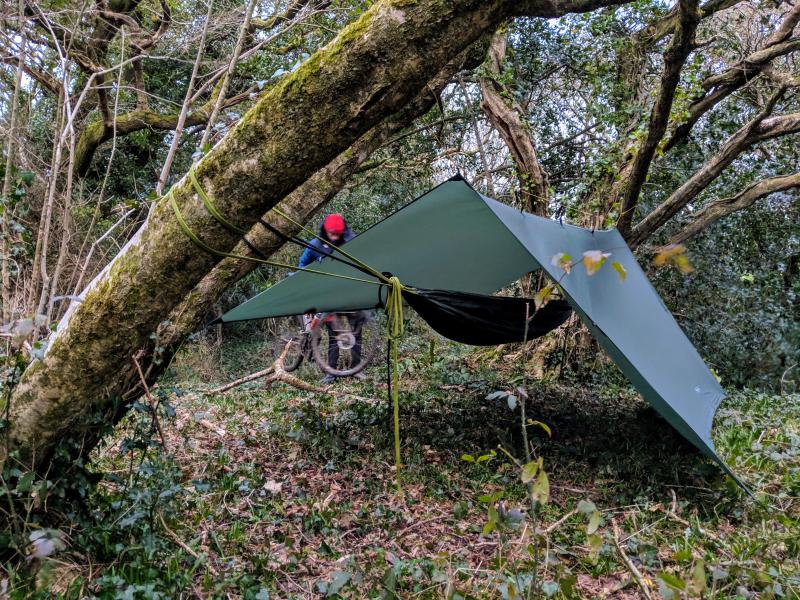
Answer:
xmin=1 ymin=327 xmax=798 ymax=598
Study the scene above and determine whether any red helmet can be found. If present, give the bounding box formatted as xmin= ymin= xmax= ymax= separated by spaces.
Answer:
xmin=323 ymin=213 xmax=346 ymax=236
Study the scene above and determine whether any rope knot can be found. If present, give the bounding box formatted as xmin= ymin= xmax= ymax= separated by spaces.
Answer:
xmin=385 ymin=275 xmax=405 ymax=340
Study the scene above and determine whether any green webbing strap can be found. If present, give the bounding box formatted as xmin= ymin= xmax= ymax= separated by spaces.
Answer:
xmin=385 ymin=276 xmax=405 ymax=494
xmin=167 ymin=188 xmax=383 ymax=287
xmin=189 ymin=167 xmax=248 ymax=236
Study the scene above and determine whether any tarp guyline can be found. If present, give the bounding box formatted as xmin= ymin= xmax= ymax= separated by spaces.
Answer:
xmin=219 ymin=176 xmax=745 ymax=490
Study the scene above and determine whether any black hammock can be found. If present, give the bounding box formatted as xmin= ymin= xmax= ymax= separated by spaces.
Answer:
xmin=403 ymin=288 xmax=572 ymax=346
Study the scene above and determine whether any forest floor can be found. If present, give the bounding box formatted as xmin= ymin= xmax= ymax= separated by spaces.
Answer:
xmin=11 ymin=330 xmax=799 ymax=599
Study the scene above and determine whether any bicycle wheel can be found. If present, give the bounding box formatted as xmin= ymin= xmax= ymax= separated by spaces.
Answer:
xmin=273 ymin=316 xmax=306 ymax=372
xmin=311 ymin=311 xmax=380 ymax=377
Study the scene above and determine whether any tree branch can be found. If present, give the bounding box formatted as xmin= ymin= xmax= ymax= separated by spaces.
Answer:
xmin=617 ymin=0 xmax=700 ymax=236
xmin=630 ymin=90 xmax=799 ymax=246
xmin=664 ymin=3 xmax=800 ymax=151
xmin=74 ymin=89 xmax=253 ymax=176
xmin=668 ymin=172 xmax=800 ymax=245
xmin=480 ymin=31 xmax=549 ymax=215
xmin=633 ymin=0 xmax=740 ymax=46
xmin=250 ymin=0 xmax=327 ymax=31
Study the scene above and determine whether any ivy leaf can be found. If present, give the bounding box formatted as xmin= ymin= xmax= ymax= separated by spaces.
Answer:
xmin=461 ymin=454 xmax=475 ymax=463
xmin=582 ymin=250 xmax=611 ymax=276
xmin=326 ymin=571 xmax=352 ymax=597
xmin=521 ymin=461 xmax=538 ymax=483
xmin=541 ymin=581 xmax=560 ymax=597
xmin=611 ymin=260 xmax=627 ymax=282
xmin=15 ymin=471 xmax=35 ymax=493
xmin=587 ymin=510 xmax=601 ymax=535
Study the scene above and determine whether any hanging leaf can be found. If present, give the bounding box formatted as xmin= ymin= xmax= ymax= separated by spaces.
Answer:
xmin=582 ymin=250 xmax=611 ymax=276
xmin=653 ymin=244 xmax=694 ymax=274
xmin=532 ymin=469 xmax=550 ymax=505
xmin=611 ymin=261 xmax=627 ymax=282
xmin=534 ymin=285 xmax=554 ymax=309
xmin=577 ymin=499 xmax=597 ymax=514
xmin=587 ymin=510 xmax=601 ymax=534
xmin=550 ymin=252 xmax=573 ymax=274
xmin=527 ymin=420 xmax=552 ymax=438
xmin=506 ymin=395 xmax=518 ymax=410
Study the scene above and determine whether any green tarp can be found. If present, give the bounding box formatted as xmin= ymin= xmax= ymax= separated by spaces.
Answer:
xmin=222 ymin=178 xmax=742 ymax=486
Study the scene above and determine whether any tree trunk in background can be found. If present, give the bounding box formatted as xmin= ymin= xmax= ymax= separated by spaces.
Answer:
xmin=479 ymin=32 xmax=549 ymax=215
xmin=4 ymin=0 xmax=629 ymax=472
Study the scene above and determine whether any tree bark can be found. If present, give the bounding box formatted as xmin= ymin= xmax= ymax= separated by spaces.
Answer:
xmin=616 ymin=0 xmax=699 ymax=236
xmin=668 ymin=172 xmax=800 ymax=245
xmin=479 ymin=32 xmax=549 ymax=215
xmin=4 ymin=0 xmax=628 ymax=471
xmin=630 ymin=102 xmax=800 ymax=247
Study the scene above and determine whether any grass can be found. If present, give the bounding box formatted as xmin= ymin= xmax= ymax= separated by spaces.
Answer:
xmin=4 ymin=327 xmax=799 ymax=599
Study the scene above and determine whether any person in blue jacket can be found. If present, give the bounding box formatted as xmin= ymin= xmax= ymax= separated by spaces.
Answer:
xmin=298 ymin=213 xmax=354 ymax=268
xmin=298 ymin=214 xmax=365 ymax=382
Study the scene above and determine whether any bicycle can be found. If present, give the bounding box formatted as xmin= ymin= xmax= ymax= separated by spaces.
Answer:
xmin=276 ymin=310 xmax=380 ymax=377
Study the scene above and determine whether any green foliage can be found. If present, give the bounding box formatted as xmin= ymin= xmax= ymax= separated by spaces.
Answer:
xmin=653 ymin=197 xmax=799 ymax=389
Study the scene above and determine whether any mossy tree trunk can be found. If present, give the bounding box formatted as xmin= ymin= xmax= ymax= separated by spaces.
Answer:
xmin=3 ymin=0 xmax=630 ymax=472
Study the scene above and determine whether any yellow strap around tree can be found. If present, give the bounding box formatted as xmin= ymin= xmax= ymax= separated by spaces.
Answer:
xmin=189 ymin=167 xmax=248 ymax=236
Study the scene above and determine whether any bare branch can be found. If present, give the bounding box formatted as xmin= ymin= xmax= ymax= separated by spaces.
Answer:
xmin=630 ymin=90 xmax=799 ymax=246
xmin=668 ymin=172 xmax=800 ymax=245
xmin=198 ymin=0 xmax=258 ymax=153
xmin=156 ymin=0 xmax=215 ymax=196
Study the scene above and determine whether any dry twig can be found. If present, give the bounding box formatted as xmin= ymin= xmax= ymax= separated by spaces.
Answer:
xmin=612 ymin=518 xmax=654 ymax=600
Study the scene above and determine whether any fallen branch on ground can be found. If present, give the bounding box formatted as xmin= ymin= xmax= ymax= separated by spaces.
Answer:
xmin=209 ymin=341 xmax=381 ymax=404
xmin=612 ymin=518 xmax=654 ymax=600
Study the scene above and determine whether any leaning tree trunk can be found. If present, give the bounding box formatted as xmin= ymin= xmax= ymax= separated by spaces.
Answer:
xmin=3 ymin=0 xmax=628 ymax=472
xmin=157 ymin=41 xmax=491 ymax=358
